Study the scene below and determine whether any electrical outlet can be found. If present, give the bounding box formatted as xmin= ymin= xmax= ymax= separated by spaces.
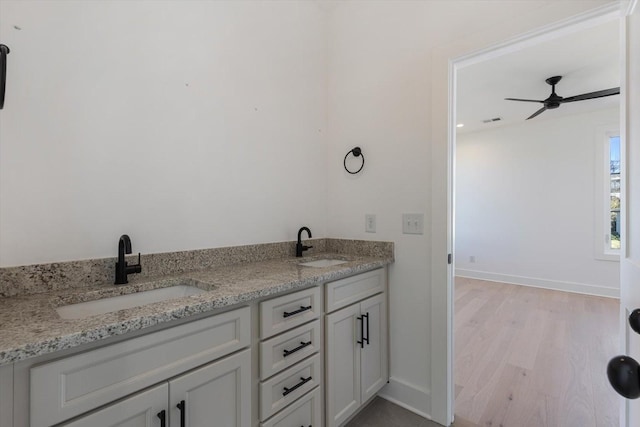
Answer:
xmin=402 ymin=213 xmax=424 ymax=235
xmin=365 ymin=214 xmax=376 ymax=233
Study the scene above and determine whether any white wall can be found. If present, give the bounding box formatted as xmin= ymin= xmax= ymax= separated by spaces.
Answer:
xmin=326 ymin=0 xmax=615 ymax=422
xmin=455 ymin=108 xmax=620 ymax=297
xmin=0 ymin=0 xmax=328 ymax=266
xmin=0 ymin=0 xmax=619 ymax=424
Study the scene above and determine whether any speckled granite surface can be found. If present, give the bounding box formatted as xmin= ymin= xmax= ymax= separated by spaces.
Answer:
xmin=0 ymin=239 xmax=328 ymax=298
xmin=0 ymin=240 xmax=393 ymax=366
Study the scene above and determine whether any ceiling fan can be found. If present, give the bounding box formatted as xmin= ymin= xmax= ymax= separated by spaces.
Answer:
xmin=505 ymin=75 xmax=620 ymax=120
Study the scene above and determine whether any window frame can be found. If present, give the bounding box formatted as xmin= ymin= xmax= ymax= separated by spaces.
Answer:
xmin=594 ymin=125 xmax=621 ymax=261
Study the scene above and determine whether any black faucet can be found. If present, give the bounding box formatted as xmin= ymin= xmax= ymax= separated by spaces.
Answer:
xmin=115 ymin=234 xmax=142 ymax=285
xmin=296 ymin=227 xmax=313 ymax=257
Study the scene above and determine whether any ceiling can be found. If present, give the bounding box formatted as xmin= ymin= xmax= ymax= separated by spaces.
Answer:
xmin=456 ymin=19 xmax=620 ymax=134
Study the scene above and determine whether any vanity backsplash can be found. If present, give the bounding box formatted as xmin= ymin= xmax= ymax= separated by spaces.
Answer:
xmin=0 ymin=238 xmax=393 ymax=298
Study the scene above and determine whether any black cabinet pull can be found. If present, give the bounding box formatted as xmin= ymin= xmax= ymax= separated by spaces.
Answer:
xmin=283 ymin=305 xmax=312 ymax=318
xmin=0 ymin=44 xmax=9 ymax=110
xmin=363 ymin=313 xmax=370 ymax=345
xmin=157 ymin=410 xmax=166 ymax=427
xmin=283 ymin=340 xmax=312 ymax=357
xmin=283 ymin=376 xmax=312 ymax=396
xmin=356 ymin=316 xmax=364 ymax=348
xmin=176 ymin=400 xmax=186 ymax=427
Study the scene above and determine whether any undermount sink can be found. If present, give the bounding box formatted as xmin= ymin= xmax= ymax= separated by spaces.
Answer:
xmin=55 ymin=285 xmax=207 ymax=320
xmin=298 ymin=259 xmax=348 ymax=268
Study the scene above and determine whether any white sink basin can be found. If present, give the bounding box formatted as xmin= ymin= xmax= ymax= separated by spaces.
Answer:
xmin=298 ymin=259 xmax=348 ymax=268
xmin=56 ymin=285 xmax=207 ymax=320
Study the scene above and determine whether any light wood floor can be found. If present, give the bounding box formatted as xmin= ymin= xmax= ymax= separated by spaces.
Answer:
xmin=454 ymin=277 xmax=620 ymax=427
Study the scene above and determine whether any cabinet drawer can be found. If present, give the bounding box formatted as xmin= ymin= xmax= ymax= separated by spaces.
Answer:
xmin=325 ymin=268 xmax=384 ymax=313
xmin=30 ymin=306 xmax=250 ymax=427
xmin=261 ymin=386 xmax=321 ymax=427
xmin=260 ymin=319 xmax=321 ymax=380
xmin=259 ymin=353 xmax=321 ymax=421
xmin=260 ymin=287 xmax=321 ymax=339
xmin=60 ymin=383 xmax=168 ymax=427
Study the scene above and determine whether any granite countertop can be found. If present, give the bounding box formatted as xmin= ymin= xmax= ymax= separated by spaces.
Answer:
xmin=0 ymin=252 xmax=391 ymax=366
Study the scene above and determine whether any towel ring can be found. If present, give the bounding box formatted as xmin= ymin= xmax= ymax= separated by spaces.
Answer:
xmin=344 ymin=147 xmax=364 ymax=174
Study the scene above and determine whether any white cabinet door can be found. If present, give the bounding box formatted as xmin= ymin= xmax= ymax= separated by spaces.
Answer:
xmin=360 ymin=293 xmax=387 ymax=403
xmin=325 ymin=303 xmax=361 ymax=427
xmin=326 ymin=292 xmax=389 ymax=427
xmin=61 ymin=383 xmax=168 ymax=427
xmin=169 ymin=349 xmax=251 ymax=427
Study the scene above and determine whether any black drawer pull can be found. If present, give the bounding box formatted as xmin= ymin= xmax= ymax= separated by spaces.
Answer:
xmin=283 ymin=305 xmax=312 ymax=318
xmin=283 ymin=340 xmax=312 ymax=357
xmin=176 ymin=400 xmax=185 ymax=427
xmin=283 ymin=376 xmax=312 ymax=396
xmin=157 ymin=410 xmax=166 ymax=427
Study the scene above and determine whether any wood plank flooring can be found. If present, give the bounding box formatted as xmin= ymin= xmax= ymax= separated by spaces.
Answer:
xmin=454 ymin=277 xmax=620 ymax=427
xmin=345 ymin=278 xmax=620 ymax=427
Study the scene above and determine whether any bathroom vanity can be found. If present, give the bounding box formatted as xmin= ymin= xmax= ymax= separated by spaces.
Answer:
xmin=0 ymin=240 xmax=392 ymax=427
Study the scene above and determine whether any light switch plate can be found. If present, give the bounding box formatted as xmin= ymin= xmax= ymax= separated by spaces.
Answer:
xmin=402 ymin=213 xmax=424 ymax=235
xmin=365 ymin=214 xmax=376 ymax=233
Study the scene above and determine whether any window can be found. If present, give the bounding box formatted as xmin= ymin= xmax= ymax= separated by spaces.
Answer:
xmin=594 ymin=127 xmax=621 ymax=261
xmin=609 ymin=136 xmax=620 ymax=250
xmin=594 ymin=127 xmax=620 ymax=261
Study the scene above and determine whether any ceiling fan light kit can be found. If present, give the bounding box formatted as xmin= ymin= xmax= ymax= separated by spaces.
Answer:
xmin=505 ymin=75 xmax=620 ymax=120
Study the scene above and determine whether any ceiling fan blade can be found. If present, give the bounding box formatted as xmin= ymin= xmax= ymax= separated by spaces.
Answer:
xmin=526 ymin=106 xmax=547 ymax=120
xmin=561 ymin=87 xmax=620 ymax=103
xmin=505 ymin=97 xmax=545 ymax=103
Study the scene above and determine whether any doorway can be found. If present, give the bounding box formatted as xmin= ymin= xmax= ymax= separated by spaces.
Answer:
xmin=450 ymin=8 xmax=623 ymax=427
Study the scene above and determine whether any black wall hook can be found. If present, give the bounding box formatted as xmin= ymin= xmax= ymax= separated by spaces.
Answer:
xmin=344 ymin=146 xmax=365 ymax=174
xmin=0 ymin=44 xmax=9 ymax=110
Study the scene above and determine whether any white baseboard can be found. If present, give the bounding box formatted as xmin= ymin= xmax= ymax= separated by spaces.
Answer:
xmin=455 ymin=268 xmax=619 ymax=298
xmin=378 ymin=377 xmax=432 ymax=420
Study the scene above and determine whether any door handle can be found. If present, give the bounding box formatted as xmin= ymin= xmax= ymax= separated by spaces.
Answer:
xmin=176 ymin=400 xmax=186 ymax=427
xmin=356 ymin=315 xmax=364 ymax=348
xmin=157 ymin=410 xmax=166 ymax=427
xmin=365 ymin=312 xmax=370 ymax=345
xmin=607 ymin=355 xmax=640 ymax=399
xmin=629 ymin=309 xmax=640 ymax=334
xmin=607 ymin=308 xmax=640 ymax=399
xmin=0 ymin=44 xmax=9 ymax=109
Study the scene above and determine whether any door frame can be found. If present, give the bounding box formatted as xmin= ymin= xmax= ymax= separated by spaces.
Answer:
xmin=431 ymin=2 xmax=636 ymax=425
